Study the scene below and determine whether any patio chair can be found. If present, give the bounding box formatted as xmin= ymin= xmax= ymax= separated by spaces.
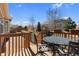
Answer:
xmin=44 ymin=31 xmax=53 ymax=37
xmin=54 ymin=45 xmax=67 ymax=56
xmin=57 ymin=41 xmax=79 ymax=56
xmin=67 ymin=41 xmax=79 ymax=56
xmin=31 ymin=32 xmax=48 ymax=56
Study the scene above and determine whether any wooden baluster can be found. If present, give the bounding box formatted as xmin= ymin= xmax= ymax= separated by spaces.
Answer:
xmin=72 ymin=34 xmax=74 ymax=40
xmin=23 ymin=35 xmax=25 ymax=55
xmin=24 ymin=35 xmax=27 ymax=56
xmin=59 ymin=33 xmax=60 ymax=37
xmin=27 ymin=33 xmax=31 ymax=56
xmin=8 ymin=37 xmax=10 ymax=56
xmin=64 ymin=33 xmax=67 ymax=38
xmin=19 ymin=36 xmax=21 ymax=56
xmin=62 ymin=33 xmax=64 ymax=38
xmin=73 ymin=35 xmax=74 ymax=41
xmin=4 ymin=37 xmax=6 ymax=56
xmin=58 ymin=33 xmax=59 ymax=37
xmin=78 ymin=35 xmax=79 ymax=41
xmin=70 ymin=34 xmax=72 ymax=40
xmin=61 ymin=33 xmax=63 ymax=37
xmin=27 ymin=33 xmax=31 ymax=47
xmin=60 ymin=33 xmax=61 ymax=37
xmin=13 ymin=37 xmax=15 ymax=56
xmin=21 ymin=35 xmax=23 ymax=56
xmin=67 ymin=34 xmax=70 ymax=39
xmin=5 ymin=37 xmax=9 ymax=56
xmin=56 ymin=33 xmax=57 ymax=37
xmin=28 ymin=33 xmax=30 ymax=48
xmin=74 ymin=35 xmax=76 ymax=41
xmin=58 ymin=33 xmax=59 ymax=36
xmin=15 ymin=36 xmax=17 ymax=56
xmin=57 ymin=33 xmax=58 ymax=37
xmin=12 ymin=36 xmax=14 ymax=56
xmin=18 ymin=36 xmax=20 ymax=56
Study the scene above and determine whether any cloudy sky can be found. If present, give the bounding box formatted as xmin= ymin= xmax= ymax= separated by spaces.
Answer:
xmin=8 ymin=3 xmax=79 ymax=26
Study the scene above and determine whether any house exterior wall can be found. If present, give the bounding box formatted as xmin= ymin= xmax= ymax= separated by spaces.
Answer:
xmin=42 ymin=19 xmax=69 ymax=31
xmin=0 ymin=23 xmax=3 ymax=33
xmin=53 ymin=20 xmax=69 ymax=30
xmin=0 ymin=3 xmax=11 ymax=34
xmin=0 ymin=18 xmax=3 ymax=33
xmin=76 ymin=25 xmax=79 ymax=30
xmin=4 ymin=20 xmax=10 ymax=33
xmin=0 ymin=18 xmax=10 ymax=34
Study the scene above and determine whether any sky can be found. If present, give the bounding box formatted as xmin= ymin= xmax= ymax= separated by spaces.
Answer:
xmin=8 ymin=3 xmax=79 ymax=26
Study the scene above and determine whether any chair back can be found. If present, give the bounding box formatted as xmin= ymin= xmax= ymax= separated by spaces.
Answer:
xmin=30 ymin=32 xmax=38 ymax=52
xmin=31 ymin=32 xmax=37 ymax=44
xmin=68 ymin=41 xmax=79 ymax=55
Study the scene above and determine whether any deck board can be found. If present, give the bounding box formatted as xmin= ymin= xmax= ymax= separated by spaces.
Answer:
xmin=1 ymin=41 xmax=53 ymax=56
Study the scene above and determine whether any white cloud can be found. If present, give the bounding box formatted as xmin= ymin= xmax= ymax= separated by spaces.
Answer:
xmin=18 ymin=4 xmax=22 ymax=7
xmin=52 ymin=3 xmax=63 ymax=8
xmin=23 ymin=21 xmax=29 ymax=24
xmin=10 ymin=14 xmax=13 ymax=17
xmin=65 ymin=3 xmax=75 ymax=8
xmin=70 ymin=3 xmax=75 ymax=5
xmin=52 ymin=3 xmax=75 ymax=9
xmin=22 ymin=21 xmax=30 ymax=26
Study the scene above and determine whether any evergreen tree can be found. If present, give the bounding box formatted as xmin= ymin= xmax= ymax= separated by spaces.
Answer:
xmin=36 ymin=22 xmax=41 ymax=32
xmin=64 ymin=17 xmax=76 ymax=30
xmin=24 ymin=26 xmax=28 ymax=31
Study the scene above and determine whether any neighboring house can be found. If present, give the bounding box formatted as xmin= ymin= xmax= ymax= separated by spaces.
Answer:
xmin=53 ymin=19 xmax=69 ymax=30
xmin=43 ymin=17 xmax=69 ymax=31
xmin=76 ymin=25 xmax=79 ymax=30
xmin=0 ymin=3 xmax=11 ymax=34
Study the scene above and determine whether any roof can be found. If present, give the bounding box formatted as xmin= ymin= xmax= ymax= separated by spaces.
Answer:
xmin=61 ymin=17 xmax=69 ymax=20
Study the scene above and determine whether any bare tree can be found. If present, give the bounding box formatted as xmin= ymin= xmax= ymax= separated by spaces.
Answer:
xmin=48 ymin=7 xmax=60 ymax=20
xmin=47 ymin=7 xmax=61 ymax=30
xmin=29 ymin=16 xmax=35 ymax=31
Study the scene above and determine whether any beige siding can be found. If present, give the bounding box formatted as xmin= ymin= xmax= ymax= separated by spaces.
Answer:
xmin=0 ymin=3 xmax=11 ymax=34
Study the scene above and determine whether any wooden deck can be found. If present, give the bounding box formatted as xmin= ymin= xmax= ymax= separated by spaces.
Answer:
xmin=0 ymin=42 xmax=53 ymax=56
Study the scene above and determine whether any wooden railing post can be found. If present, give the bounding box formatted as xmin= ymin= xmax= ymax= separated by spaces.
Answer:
xmin=24 ymin=33 xmax=29 ymax=48
xmin=64 ymin=33 xmax=67 ymax=38
xmin=1 ymin=37 xmax=6 ymax=54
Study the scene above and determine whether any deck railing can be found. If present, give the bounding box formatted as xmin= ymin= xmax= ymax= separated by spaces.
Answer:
xmin=53 ymin=30 xmax=79 ymax=41
xmin=0 ymin=30 xmax=79 ymax=56
xmin=36 ymin=30 xmax=79 ymax=43
xmin=0 ymin=32 xmax=31 ymax=56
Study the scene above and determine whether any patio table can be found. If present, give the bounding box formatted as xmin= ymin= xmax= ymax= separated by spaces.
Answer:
xmin=43 ymin=35 xmax=71 ymax=55
xmin=43 ymin=35 xmax=70 ymax=46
